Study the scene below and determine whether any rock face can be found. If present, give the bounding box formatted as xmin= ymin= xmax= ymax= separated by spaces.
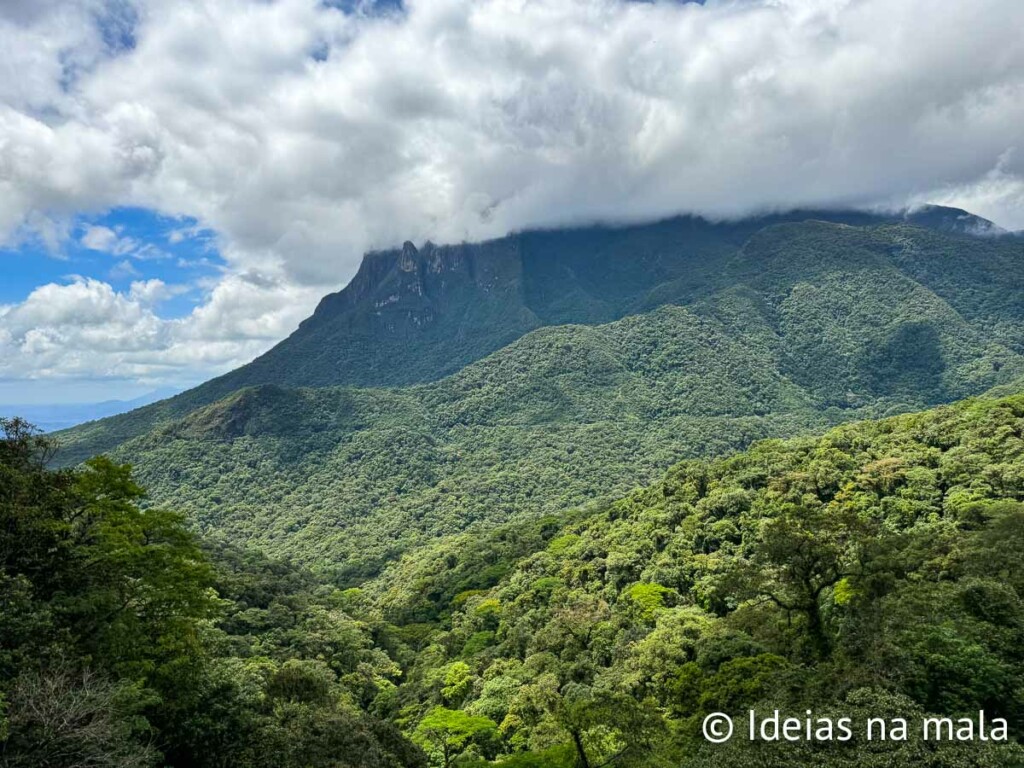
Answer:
xmin=301 ymin=236 xmax=530 ymax=348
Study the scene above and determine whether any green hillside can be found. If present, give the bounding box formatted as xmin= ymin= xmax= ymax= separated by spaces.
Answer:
xmin=368 ymin=392 xmax=1024 ymax=767
xmin=9 ymin=390 xmax=1024 ymax=766
xmin=52 ymin=219 xmax=1024 ymax=580
xmin=53 ymin=207 xmax=1022 ymax=464
xmin=6 ymin=210 xmax=1024 ymax=767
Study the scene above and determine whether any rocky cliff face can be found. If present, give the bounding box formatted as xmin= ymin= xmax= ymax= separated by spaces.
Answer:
xmin=301 ymin=237 xmax=529 ymax=341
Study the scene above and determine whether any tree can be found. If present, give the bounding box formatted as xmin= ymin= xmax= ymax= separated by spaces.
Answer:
xmin=62 ymin=456 xmax=216 ymax=679
xmin=413 ymin=707 xmax=498 ymax=768
xmin=1 ymin=659 xmax=158 ymax=768
xmin=552 ymin=685 xmax=669 ymax=768
xmin=735 ymin=504 xmax=875 ymax=660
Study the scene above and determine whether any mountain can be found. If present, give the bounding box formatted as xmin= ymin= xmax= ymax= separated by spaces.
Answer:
xmin=52 ymin=211 xmax=1024 ymax=580
xmin=212 ymin=202 xmax=1006 ymax=392
xmin=12 ymin=207 xmax=1024 ymax=766
xmin=54 ymin=205 xmax=1016 ymax=464
xmin=0 ymin=388 xmax=180 ymax=432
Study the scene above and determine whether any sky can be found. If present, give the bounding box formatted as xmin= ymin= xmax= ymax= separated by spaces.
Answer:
xmin=1 ymin=0 xmax=1023 ymax=403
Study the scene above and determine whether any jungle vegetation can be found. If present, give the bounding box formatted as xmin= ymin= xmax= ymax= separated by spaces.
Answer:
xmin=0 ymin=418 xmax=425 ymax=767
xmin=5 ymin=210 xmax=1024 ymax=766
xmin=362 ymin=392 xmax=1024 ymax=767
xmin=6 ymin=393 xmax=1024 ymax=765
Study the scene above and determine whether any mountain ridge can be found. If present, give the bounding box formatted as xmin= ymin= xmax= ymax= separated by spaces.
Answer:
xmin=52 ymin=205 xmax=1014 ymax=465
xmin=49 ymin=212 xmax=1024 ymax=579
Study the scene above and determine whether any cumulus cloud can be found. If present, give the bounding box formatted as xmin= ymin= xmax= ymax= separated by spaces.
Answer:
xmin=81 ymin=224 xmax=137 ymax=254
xmin=1 ymin=0 xmax=1024 ymax=388
xmin=0 ymin=275 xmax=319 ymax=386
xmin=913 ymin=149 xmax=1024 ymax=234
xmin=0 ymin=279 xmax=167 ymax=382
xmin=128 ymin=278 xmax=183 ymax=304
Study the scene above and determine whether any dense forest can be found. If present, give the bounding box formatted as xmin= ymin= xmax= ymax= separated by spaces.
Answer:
xmin=55 ymin=218 xmax=1024 ymax=579
xmin=0 ymin=418 xmax=425 ymax=767
xmin=5 ymin=390 xmax=1024 ymax=765
xmin=367 ymin=391 xmax=1024 ymax=767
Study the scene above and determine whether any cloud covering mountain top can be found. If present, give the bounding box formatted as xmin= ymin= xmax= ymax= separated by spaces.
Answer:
xmin=1 ymin=0 xmax=1023 ymax=395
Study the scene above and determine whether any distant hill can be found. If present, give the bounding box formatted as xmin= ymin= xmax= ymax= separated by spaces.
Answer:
xmin=53 ymin=211 xmax=1024 ymax=579
xmin=1 ymin=388 xmax=180 ymax=432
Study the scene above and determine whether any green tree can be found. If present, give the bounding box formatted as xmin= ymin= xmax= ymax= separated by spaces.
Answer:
xmin=552 ymin=684 xmax=669 ymax=768
xmin=735 ymin=505 xmax=875 ymax=660
xmin=413 ymin=706 xmax=498 ymax=768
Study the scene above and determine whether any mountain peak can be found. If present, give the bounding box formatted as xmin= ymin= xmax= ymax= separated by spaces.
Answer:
xmin=904 ymin=204 xmax=1003 ymax=235
xmin=399 ymin=240 xmax=419 ymax=271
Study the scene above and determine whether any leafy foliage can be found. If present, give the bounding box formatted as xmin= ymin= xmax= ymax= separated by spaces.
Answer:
xmin=372 ymin=394 xmax=1024 ymax=766
xmin=0 ymin=418 xmax=425 ymax=767
xmin=413 ymin=706 xmax=499 ymax=767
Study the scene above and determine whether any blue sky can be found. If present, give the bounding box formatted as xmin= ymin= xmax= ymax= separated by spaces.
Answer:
xmin=0 ymin=208 xmax=230 ymax=405
xmin=1 ymin=208 xmax=222 ymax=320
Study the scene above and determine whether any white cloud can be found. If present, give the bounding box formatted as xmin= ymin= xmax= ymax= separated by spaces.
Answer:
xmin=128 ymin=278 xmax=184 ymax=304
xmin=81 ymin=223 xmax=140 ymax=255
xmin=911 ymin=149 xmax=1024 ymax=234
xmin=81 ymin=224 xmax=119 ymax=252
xmin=1 ymin=0 xmax=1024 ymax=389
xmin=0 ymin=274 xmax=318 ymax=386
xmin=109 ymin=258 xmax=140 ymax=279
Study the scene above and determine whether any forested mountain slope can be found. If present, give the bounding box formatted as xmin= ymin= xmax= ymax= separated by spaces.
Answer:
xmin=55 ymin=205 xmax=1018 ymax=464
xmin=11 ymin=376 xmax=1024 ymax=767
xmin=368 ymin=392 xmax=1024 ymax=767
xmin=53 ymin=218 xmax=1024 ymax=579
